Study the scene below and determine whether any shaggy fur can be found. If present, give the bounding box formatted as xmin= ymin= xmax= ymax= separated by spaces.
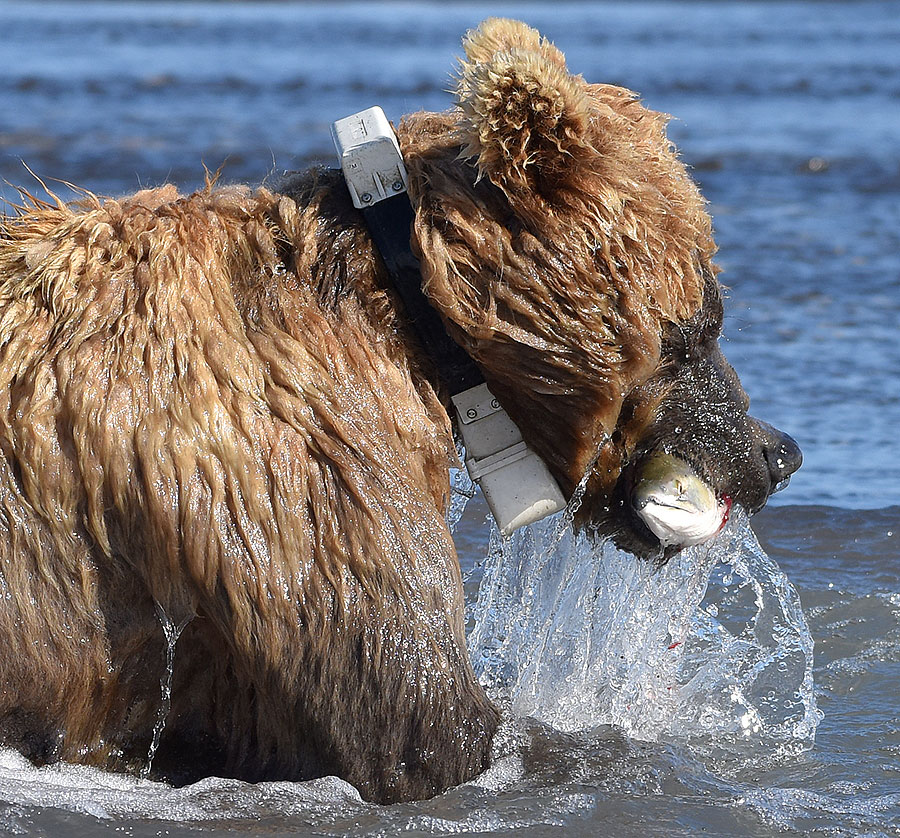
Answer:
xmin=0 ymin=19 xmax=798 ymax=802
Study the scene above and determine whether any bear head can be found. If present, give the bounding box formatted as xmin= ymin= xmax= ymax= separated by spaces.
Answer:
xmin=400 ymin=18 xmax=801 ymax=560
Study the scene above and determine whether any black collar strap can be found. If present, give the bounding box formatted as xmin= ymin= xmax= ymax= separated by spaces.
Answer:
xmin=359 ymin=193 xmax=483 ymax=396
xmin=330 ymin=107 xmax=479 ymax=394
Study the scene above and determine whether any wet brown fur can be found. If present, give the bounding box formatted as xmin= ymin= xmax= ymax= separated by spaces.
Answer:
xmin=0 ymin=19 xmax=718 ymax=801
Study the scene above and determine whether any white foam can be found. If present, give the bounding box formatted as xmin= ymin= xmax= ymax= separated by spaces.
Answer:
xmin=0 ymin=751 xmax=361 ymax=822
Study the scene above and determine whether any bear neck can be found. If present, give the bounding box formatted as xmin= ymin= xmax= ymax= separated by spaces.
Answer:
xmin=269 ymin=167 xmax=459 ymax=512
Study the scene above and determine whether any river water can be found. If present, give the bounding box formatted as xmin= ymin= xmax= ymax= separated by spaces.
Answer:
xmin=1 ymin=2 xmax=899 ymax=836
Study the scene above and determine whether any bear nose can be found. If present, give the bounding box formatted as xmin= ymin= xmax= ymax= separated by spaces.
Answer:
xmin=759 ymin=422 xmax=802 ymax=493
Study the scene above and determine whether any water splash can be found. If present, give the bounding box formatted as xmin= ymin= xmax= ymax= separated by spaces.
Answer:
xmin=447 ymin=466 xmax=477 ymax=533
xmin=675 ymin=513 xmax=823 ymax=747
xmin=467 ymin=504 xmax=821 ymax=751
xmin=142 ymin=604 xmax=193 ymax=780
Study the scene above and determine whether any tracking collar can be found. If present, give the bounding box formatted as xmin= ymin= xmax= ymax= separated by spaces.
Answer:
xmin=331 ymin=107 xmax=565 ymax=535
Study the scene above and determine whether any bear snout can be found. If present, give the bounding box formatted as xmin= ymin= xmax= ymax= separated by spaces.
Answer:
xmin=756 ymin=420 xmax=803 ymax=495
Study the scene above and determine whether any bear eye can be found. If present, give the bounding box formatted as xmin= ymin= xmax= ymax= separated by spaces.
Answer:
xmin=662 ymin=322 xmax=698 ymax=365
xmin=701 ymin=309 xmax=724 ymax=344
xmin=663 ymin=302 xmax=722 ymax=366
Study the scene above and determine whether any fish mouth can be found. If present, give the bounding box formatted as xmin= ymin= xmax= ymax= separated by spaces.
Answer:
xmin=630 ymin=452 xmax=731 ymax=551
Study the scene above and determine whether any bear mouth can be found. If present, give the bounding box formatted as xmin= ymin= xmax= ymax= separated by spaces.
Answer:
xmin=626 ymin=452 xmax=732 ymax=554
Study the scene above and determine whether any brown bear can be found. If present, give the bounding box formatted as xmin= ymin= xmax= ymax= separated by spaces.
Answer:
xmin=0 ymin=19 xmax=800 ymax=803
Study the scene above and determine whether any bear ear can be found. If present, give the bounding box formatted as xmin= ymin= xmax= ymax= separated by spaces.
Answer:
xmin=455 ymin=19 xmax=595 ymax=193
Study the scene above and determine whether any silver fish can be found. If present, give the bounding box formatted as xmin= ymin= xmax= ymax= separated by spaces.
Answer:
xmin=633 ymin=453 xmax=730 ymax=548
